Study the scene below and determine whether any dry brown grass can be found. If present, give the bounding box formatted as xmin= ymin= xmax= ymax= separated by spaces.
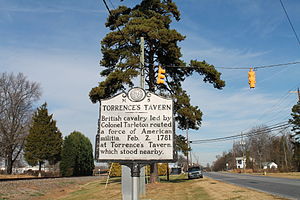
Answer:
xmin=254 ymin=172 xmax=300 ymax=179
xmin=0 ymin=174 xmax=34 ymax=179
xmin=228 ymin=171 xmax=300 ymax=179
xmin=0 ymin=174 xmax=291 ymax=199
xmin=36 ymin=175 xmax=288 ymax=200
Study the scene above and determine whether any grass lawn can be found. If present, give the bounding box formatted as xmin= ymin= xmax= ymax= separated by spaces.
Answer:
xmin=229 ymin=171 xmax=300 ymax=179
xmin=257 ymin=172 xmax=300 ymax=179
xmin=0 ymin=174 xmax=34 ymax=179
xmin=25 ymin=173 xmax=289 ymax=200
xmin=58 ymin=174 xmax=211 ymax=200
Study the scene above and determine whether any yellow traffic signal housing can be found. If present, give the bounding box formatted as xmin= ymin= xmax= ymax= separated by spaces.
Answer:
xmin=157 ymin=66 xmax=166 ymax=84
xmin=248 ymin=68 xmax=256 ymax=88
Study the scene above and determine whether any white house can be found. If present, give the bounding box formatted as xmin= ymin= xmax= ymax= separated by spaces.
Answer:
xmin=0 ymin=158 xmax=50 ymax=174
xmin=236 ymin=157 xmax=246 ymax=169
xmin=262 ymin=162 xmax=278 ymax=169
xmin=236 ymin=157 xmax=254 ymax=169
xmin=0 ymin=158 xmax=5 ymax=171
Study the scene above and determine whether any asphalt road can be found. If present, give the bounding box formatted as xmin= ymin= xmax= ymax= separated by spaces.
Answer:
xmin=204 ymin=172 xmax=300 ymax=200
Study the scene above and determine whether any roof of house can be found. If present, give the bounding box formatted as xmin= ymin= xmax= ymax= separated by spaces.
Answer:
xmin=262 ymin=162 xmax=278 ymax=166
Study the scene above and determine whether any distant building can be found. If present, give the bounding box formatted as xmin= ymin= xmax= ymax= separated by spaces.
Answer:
xmin=236 ymin=157 xmax=246 ymax=169
xmin=0 ymin=156 xmax=53 ymax=174
xmin=0 ymin=158 xmax=6 ymax=171
xmin=236 ymin=157 xmax=254 ymax=169
xmin=0 ymin=158 xmax=5 ymax=171
xmin=262 ymin=162 xmax=278 ymax=169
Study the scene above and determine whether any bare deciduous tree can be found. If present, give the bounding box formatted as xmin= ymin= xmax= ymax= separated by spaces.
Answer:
xmin=246 ymin=126 xmax=272 ymax=169
xmin=0 ymin=72 xmax=41 ymax=174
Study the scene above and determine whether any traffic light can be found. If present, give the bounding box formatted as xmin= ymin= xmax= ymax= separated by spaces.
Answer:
xmin=248 ymin=68 xmax=256 ymax=88
xmin=157 ymin=66 xmax=166 ymax=84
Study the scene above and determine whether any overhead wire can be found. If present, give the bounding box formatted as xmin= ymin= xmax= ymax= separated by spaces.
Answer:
xmin=164 ymin=61 xmax=300 ymax=70
xmin=261 ymin=100 xmax=295 ymax=123
xmin=255 ymin=61 xmax=300 ymax=69
xmin=102 ymin=0 xmax=132 ymax=45
xmin=190 ymin=125 xmax=290 ymax=144
xmin=190 ymin=121 xmax=290 ymax=144
xmin=188 ymin=83 xmax=299 ymax=145
xmin=251 ymin=82 xmax=300 ymax=124
xmin=102 ymin=0 xmax=300 ymax=71
xmin=102 ymin=0 xmax=300 ymax=73
xmin=258 ymin=64 xmax=293 ymax=84
xmin=107 ymin=0 xmax=116 ymax=9
xmin=224 ymin=82 xmax=299 ymax=135
xmin=279 ymin=0 xmax=300 ymax=47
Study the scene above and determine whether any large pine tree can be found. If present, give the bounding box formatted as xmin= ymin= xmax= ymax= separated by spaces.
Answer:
xmin=90 ymin=0 xmax=225 ymax=182
xmin=24 ymin=103 xmax=62 ymax=176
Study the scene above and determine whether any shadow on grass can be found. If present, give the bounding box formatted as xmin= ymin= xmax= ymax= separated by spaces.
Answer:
xmin=160 ymin=178 xmax=190 ymax=183
xmin=99 ymin=175 xmax=198 ymax=184
xmin=99 ymin=177 xmax=121 ymax=185
xmin=159 ymin=175 xmax=192 ymax=183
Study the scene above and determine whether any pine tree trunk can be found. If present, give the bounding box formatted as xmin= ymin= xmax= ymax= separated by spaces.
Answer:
xmin=166 ymin=164 xmax=169 ymax=181
xmin=148 ymin=51 xmax=159 ymax=183
xmin=38 ymin=161 xmax=42 ymax=177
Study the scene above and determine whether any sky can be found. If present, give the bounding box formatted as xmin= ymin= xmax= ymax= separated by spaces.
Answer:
xmin=1 ymin=0 xmax=300 ymax=165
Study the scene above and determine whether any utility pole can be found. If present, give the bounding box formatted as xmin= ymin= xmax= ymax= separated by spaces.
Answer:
xmin=190 ymin=144 xmax=192 ymax=166
xmin=131 ymin=37 xmax=145 ymax=199
xmin=122 ymin=37 xmax=145 ymax=200
xmin=132 ymin=37 xmax=146 ymax=200
xmin=289 ymin=88 xmax=300 ymax=102
xmin=240 ymin=132 xmax=245 ymax=172
xmin=298 ymin=88 xmax=300 ymax=102
xmin=139 ymin=37 xmax=146 ymax=197
xmin=140 ymin=37 xmax=145 ymax=89
xmin=186 ymin=122 xmax=189 ymax=170
xmin=282 ymin=132 xmax=288 ymax=170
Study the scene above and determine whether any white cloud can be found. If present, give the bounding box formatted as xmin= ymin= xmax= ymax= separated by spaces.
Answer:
xmin=0 ymin=47 xmax=102 ymax=143
xmin=179 ymin=75 xmax=294 ymax=164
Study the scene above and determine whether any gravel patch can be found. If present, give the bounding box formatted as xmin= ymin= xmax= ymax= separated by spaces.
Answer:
xmin=0 ymin=176 xmax=103 ymax=200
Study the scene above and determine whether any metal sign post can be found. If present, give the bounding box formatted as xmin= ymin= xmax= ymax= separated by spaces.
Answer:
xmin=95 ymin=88 xmax=176 ymax=200
xmin=131 ymin=163 xmax=140 ymax=200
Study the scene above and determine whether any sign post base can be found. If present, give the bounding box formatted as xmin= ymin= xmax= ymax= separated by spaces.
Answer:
xmin=123 ymin=163 xmax=143 ymax=200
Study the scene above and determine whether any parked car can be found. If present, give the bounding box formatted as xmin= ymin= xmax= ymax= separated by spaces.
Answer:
xmin=188 ymin=166 xmax=203 ymax=179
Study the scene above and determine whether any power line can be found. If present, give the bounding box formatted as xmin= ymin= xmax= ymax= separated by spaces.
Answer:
xmin=240 ymin=83 xmax=300 ymax=132
xmin=102 ymin=0 xmax=131 ymax=45
xmin=190 ymin=125 xmax=290 ymax=144
xmin=190 ymin=121 xmax=290 ymax=144
xmin=252 ymin=61 xmax=300 ymax=69
xmin=102 ymin=0 xmax=300 ymax=72
xmin=102 ymin=0 xmax=113 ymax=20
xmin=217 ymin=61 xmax=300 ymax=69
xmin=107 ymin=0 xmax=116 ymax=9
xmin=164 ymin=61 xmax=300 ymax=70
xmin=279 ymin=0 xmax=300 ymax=47
xmin=189 ymin=83 xmax=300 ymax=145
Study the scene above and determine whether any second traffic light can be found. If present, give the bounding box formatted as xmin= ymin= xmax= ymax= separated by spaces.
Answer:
xmin=248 ymin=68 xmax=256 ymax=88
xmin=157 ymin=66 xmax=166 ymax=84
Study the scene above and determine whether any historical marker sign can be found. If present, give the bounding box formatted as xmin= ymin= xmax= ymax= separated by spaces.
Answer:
xmin=95 ymin=88 xmax=175 ymax=162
